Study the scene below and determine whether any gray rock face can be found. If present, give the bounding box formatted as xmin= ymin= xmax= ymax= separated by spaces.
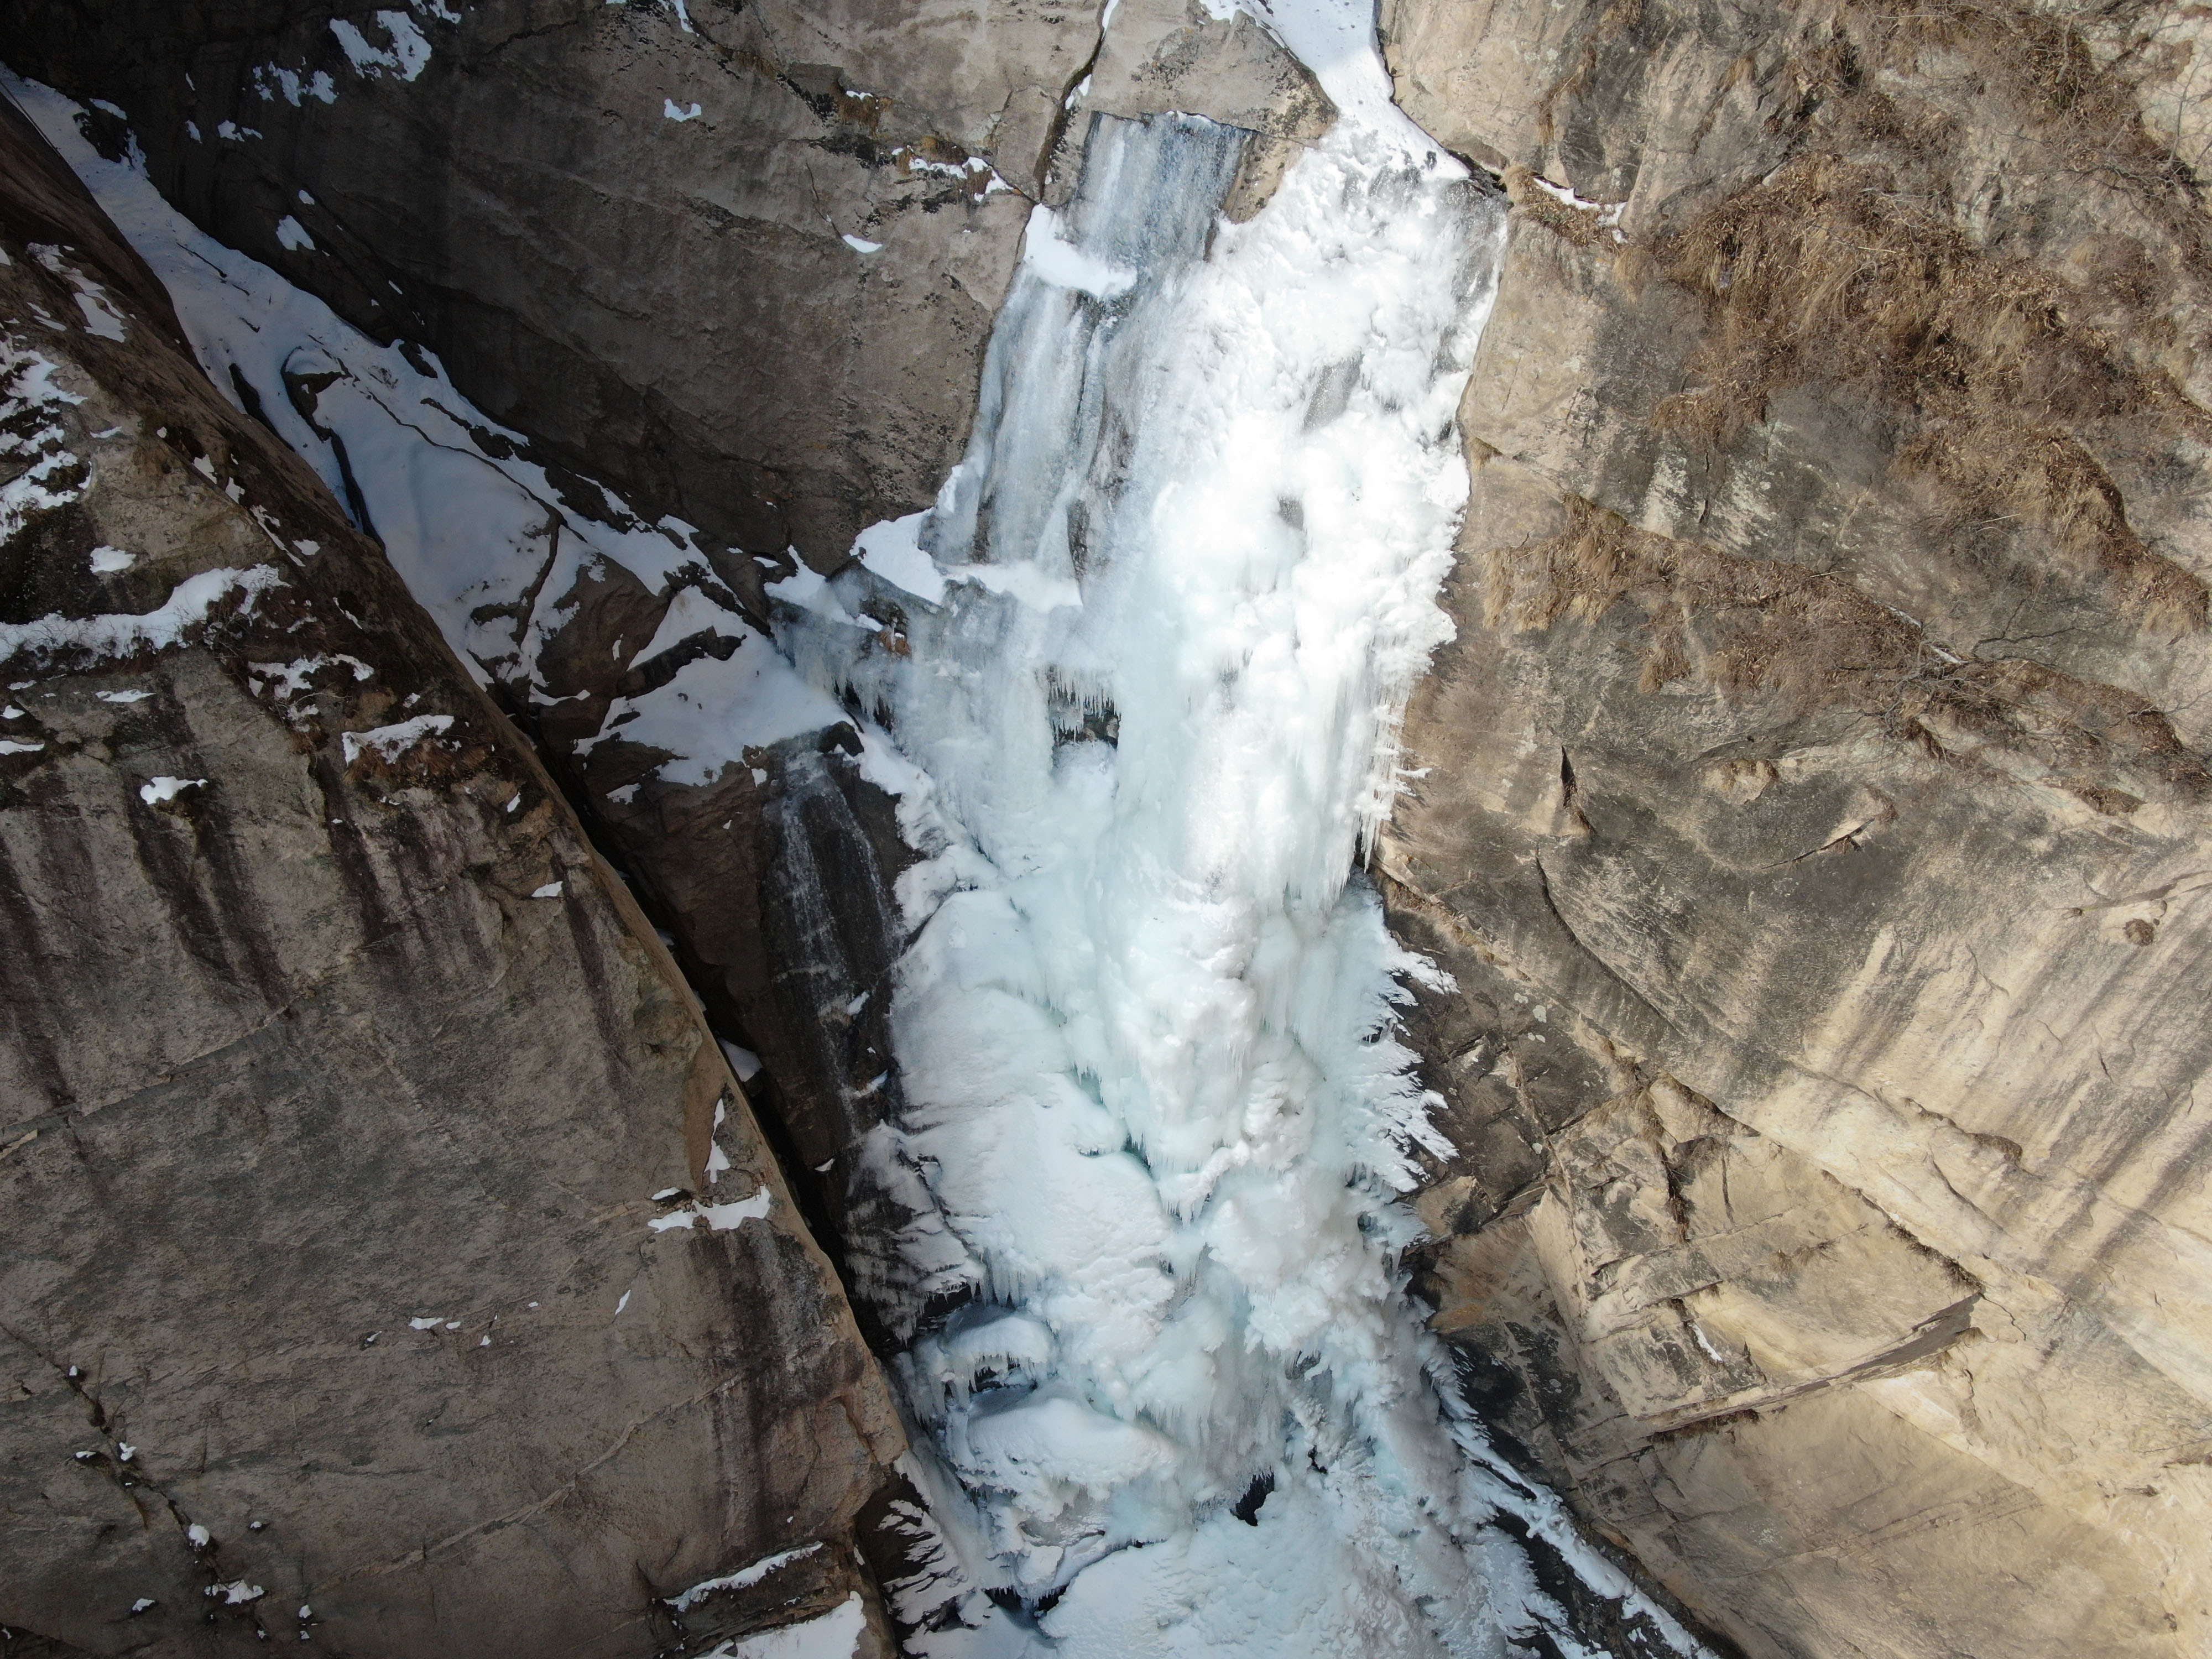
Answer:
xmin=4 ymin=0 xmax=1063 ymax=568
xmin=1373 ymin=0 xmax=2212 ymax=1653
xmin=0 ymin=102 xmax=898 ymax=1656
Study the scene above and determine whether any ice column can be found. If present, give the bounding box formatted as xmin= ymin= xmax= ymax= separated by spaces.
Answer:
xmin=775 ymin=106 xmax=1559 ymax=1655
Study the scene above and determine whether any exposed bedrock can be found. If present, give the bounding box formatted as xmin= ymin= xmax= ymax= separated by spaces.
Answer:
xmin=2 ymin=0 xmax=1327 ymax=571
xmin=0 ymin=102 xmax=898 ymax=1655
xmin=11 ymin=0 xmax=2212 ymax=1656
xmin=1376 ymin=0 xmax=2212 ymax=1653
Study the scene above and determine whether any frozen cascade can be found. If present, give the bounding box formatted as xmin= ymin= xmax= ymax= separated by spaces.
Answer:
xmin=778 ymin=91 xmax=1698 ymax=1656
xmin=9 ymin=18 xmax=1705 ymax=1651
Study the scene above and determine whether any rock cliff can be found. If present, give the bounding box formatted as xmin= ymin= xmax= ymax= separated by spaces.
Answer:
xmin=8 ymin=0 xmax=2212 ymax=1655
xmin=1376 ymin=0 xmax=2212 ymax=1653
xmin=0 ymin=97 xmax=898 ymax=1656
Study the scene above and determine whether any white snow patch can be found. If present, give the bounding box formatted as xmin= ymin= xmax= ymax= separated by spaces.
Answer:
xmin=531 ymin=880 xmax=563 ymax=899
xmin=664 ymin=98 xmax=702 ymax=121
xmin=330 ymin=12 xmax=434 ymax=81
xmin=96 ymin=688 xmax=153 ymax=703
xmin=853 ymin=510 xmax=945 ymax=604
xmin=72 ymin=284 xmax=127 ymax=341
xmin=1019 ymin=205 xmax=1135 ymax=299
xmin=138 ymin=775 xmax=205 ymax=804
xmin=841 ymin=233 xmax=882 ymax=253
xmin=0 ymin=566 xmax=281 ymax=665
xmin=340 ymin=712 xmax=452 ymax=764
xmin=0 ymin=740 xmax=45 ymax=755
xmin=275 ymin=215 xmax=315 ymax=252
xmin=719 ymin=1040 xmax=763 ymax=1081
xmin=648 ymin=1186 xmax=773 ymax=1232
xmin=88 ymin=545 xmax=135 ymax=573
xmin=667 ymin=1542 xmax=824 ymax=1611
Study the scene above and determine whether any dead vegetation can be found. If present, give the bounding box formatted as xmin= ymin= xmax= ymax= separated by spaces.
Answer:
xmin=1644 ymin=154 xmax=2210 ymax=626
xmin=1482 ymin=496 xmax=2211 ymax=806
xmin=1500 ymin=165 xmax=1618 ymax=249
xmin=1512 ymin=0 xmax=2212 ymax=631
xmin=1836 ymin=0 xmax=2212 ymax=247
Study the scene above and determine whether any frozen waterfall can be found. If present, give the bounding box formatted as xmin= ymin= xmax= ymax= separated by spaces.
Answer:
xmin=770 ymin=70 xmax=1681 ymax=1659
xmin=11 ymin=4 xmax=1708 ymax=1644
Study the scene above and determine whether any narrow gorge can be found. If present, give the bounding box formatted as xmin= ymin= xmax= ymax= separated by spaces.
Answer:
xmin=4 ymin=0 xmax=2210 ymax=1655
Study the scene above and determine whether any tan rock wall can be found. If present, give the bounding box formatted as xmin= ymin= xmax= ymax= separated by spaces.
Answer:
xmin=1378 ymin=0 xmax=2212 ymax=1652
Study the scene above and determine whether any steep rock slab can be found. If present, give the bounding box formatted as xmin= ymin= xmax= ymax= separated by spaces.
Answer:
xmin=1374 ymin=1 xmax=2212 ymax=1655
xmin=0 ymin=100 xmax=899 ymax=1656
xmin=2 ymin=0 xmax=1063 ymax=568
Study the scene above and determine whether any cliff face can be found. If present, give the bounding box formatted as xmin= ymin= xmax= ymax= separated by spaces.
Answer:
xmin=1374 ymin=1 xmax=2212 ymax=1653
xmin=9 ymin=0 xmax=2212 ymax=1655
xmin=0 ymin=101 xmax=898 ymax=1655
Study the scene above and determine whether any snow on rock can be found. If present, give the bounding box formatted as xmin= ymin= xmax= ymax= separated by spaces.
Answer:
xmin=9 ymin=70 xmax=867 ymax=797
xmin=330 ymin=12 xmax=434 ymax=81
xmin=702 ymin=1593 xmax=867 ymax=1659
xmin=664 ymin=98 xmax=703 ymax=122
xmin=339 ymin=712 xmax=452 ymax=764
xmin=1018 ymin=205 xmax=1135 ymax=299
xmin=854 ymin=510 xmax=945 ymax=603
xmin=648 ymin=1187 xmax=774 ymax=1232
xmin=666 ymin=1542 xmax=823 ymax=1612
xmin=275 ymin=215 xmax=316 ymax=251
xmin=0 ymin=567 xmax=283 ymax=664
xmin=139 ymin=775 xmax=206 ymax=805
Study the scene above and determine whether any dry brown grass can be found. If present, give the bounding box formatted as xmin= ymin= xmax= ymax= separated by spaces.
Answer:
xmin=1514 ymin=0 xmax=2212 ymax=631
xmin=1641 ymin=154 xmax=2210 ymax=625
xmin=1500 ymin=165 xmax=1618 ymax=248
xmin=1482 ymin=497 xmax=2211 ymax=804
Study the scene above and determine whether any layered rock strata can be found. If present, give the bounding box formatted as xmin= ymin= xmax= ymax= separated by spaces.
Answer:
xmin=1376 ymin=0 xmax=2212 ymax=1653
xmin=0 ymin=100 xmax=898 ymax=1656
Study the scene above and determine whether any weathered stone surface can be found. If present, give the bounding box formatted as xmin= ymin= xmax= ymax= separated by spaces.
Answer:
xmin=1376 ymin=0 xmax=2212 ymax=1652
xmin=6 ymin=0 xmax=1058 ymax=568
xmin=6 ymin=0 xmax=1335 ymax=565
xmin=0 ymin=101 xmax=898 ymax=1655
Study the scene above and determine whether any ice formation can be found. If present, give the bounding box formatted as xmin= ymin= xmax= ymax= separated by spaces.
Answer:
xmin=769 ymin=89 xmax=1568 ymax=1657
xmin=8 ymin=1 xmax=1710 ymax=1644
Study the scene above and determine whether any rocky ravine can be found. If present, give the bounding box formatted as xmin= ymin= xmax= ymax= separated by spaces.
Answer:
xmin=0 ymin=99 xmax=899 ymax=1656
xmin=7 ymin=0 xmax=2212 ymax=1656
